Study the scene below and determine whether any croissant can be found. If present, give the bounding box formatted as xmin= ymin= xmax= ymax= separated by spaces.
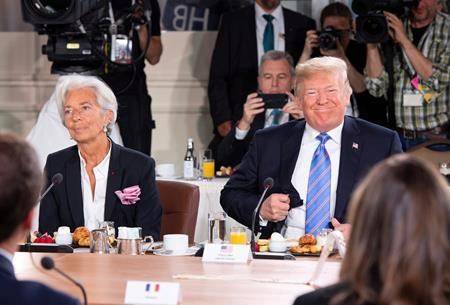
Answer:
xmin=299 ymin=234 xmax=316 ymax=246
xmin=73 ymin=227 xmax=90 ymax=244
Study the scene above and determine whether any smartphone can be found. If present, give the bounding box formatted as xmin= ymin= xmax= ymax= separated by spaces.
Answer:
xmin=259 ymin=93 xmax=289 ymax=109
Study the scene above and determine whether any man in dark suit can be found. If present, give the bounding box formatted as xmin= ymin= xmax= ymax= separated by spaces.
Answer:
xmin=0 ymin=133 xmax=79 ymax=305
xmin=39 ymin=141 xmax=161 ymax=239
xmin=216 ymin=50 xmax=302 ymax=167
xmin=208 ymin=0 xmax=315 ymax=159
xmin=220 ymin=57 xmax=403 ymax=239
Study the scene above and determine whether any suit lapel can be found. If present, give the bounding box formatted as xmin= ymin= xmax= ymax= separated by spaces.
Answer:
xmin=335 ymin=117 xmax=362 ymax=221
xmin=0 ymin=255 xmax=15 ymax=279
xmin=66 ymin=150 xmax=84 ymax=227
xmin=279 ymin=121 xmax=305 ymax=209
xmin=104 ymin=142 xmax=123 ymax=221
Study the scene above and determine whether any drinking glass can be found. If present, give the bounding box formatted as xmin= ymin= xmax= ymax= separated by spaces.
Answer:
xmin=201 ymin=149 xmax=215 ymax=180
xmin=317 ymin=228 xmax=333 ymax=251
xmin=230 ymin=227 xmax=247 ymax=245
xmin=100 ymin=221 xmax=115 ymax=237
xmin=208 ymin=212 xmax=226 ymax=243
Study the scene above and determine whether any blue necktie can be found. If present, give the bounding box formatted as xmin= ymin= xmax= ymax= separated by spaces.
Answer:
xmin=305 ymin=133 xmax=331 ymax=236
xmin=263 ymin=14 xmax=274 ymax=52
xmin=270 ymin=108 xmax=282 ymax=126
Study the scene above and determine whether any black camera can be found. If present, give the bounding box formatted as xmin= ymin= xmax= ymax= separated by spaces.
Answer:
xmin=318 ymin=27 xmax=341 ymax=51
xmin=21 ymin=0 xmax=152 ymax=75
xmin=352 ymin=0 xmax=418 ymax=43
xmin=259 ymin=93 xmax=289 ymax=109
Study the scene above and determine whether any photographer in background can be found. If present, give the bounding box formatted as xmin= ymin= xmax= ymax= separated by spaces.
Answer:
xmin=216 ymin=50 xmax=302 ymax=168
xmin=299 ymin=2 xmax=388 ymax=127
xmin=101 ymin=0 xmax=163 ymax=155
xmin=365 ymin=0 xmax=450 ymax=151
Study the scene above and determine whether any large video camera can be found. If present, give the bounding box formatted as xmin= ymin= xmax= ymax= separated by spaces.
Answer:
xmin=21 ymin=0 xmax=152 ymax=75
xmin=352 ymin=0 xmax=418 ymax=43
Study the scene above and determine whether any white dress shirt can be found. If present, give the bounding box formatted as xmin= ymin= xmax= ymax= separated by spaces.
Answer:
xmin=283 ymin=122 xmax=344 ymax=239
xmin=79 ymin=143 xmax=112 ymax=231
xmin=0 ymin=248 xmax=14 ymax=263
xmin=235 ymin=109 xmax=290 ymax=140
xmin=255 ymin=3 xmax=285 ymax=64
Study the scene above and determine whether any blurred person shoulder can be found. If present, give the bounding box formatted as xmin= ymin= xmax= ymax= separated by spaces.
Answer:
xmin=0 ymin=279 xmax=79 ymax=305
xmin=293 ymin=282 xmax=361 ymax=305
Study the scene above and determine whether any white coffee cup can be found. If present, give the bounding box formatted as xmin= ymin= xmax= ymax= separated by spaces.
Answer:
xmin=55 ymin=226 xmax=72 ymax=245
xmin=155 ymin=163 xmax=176 ymax=178
xmin=163 ymin=234 xmax=188 ymax=254
xmin=269 ymin=240 xmax=287 ymax=252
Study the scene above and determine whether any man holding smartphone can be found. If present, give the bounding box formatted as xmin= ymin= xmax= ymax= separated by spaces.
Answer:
xmin=216 ymin=50 xmax=302 ymax=167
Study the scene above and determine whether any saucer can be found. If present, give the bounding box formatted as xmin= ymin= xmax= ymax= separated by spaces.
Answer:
xmin=153 ymin=246 xmax=198 ymax=256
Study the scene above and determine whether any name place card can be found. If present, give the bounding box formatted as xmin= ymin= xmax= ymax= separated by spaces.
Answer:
xmin=124 ymin=281 xmax=180 ymax=305
xmin=202 ymin=243 xmax=251 ymax=263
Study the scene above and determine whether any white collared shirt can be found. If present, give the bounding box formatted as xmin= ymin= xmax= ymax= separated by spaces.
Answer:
xmin=0 ymin=248 xmax=14 ymax=264
xmin=255 ymin=2 xmax=285 ymax=64
xmin=79 ymin=143 xmax=112 ymax=231
xmin=282 ymin=122 xmax=344 ymax=239
xmin=235 ymin=109 xmax=290 ymax=140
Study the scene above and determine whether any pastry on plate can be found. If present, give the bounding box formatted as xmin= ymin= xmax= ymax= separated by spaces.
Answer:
xmin=299 ymin=233 xmax=316 ymax=246
xmin=73 ymin=227 xmax=90 ymax=245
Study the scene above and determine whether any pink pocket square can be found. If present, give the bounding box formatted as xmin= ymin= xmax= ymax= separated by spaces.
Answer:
xmin=115 ymin=185 xmax=141 ymax=205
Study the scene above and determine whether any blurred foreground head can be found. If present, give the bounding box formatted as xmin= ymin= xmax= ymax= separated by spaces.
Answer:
xmin=339 ymin=154 xmax=450 ymax=305
xmin=0 ymin=133 xmax=41 ymax=243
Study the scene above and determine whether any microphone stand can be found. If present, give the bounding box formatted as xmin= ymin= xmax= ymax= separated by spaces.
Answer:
xmin=250 ymin=185 xmax=271 ymax=254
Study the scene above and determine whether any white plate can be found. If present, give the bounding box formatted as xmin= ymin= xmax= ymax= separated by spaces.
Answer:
xmin=153 ymin=246 xmax=198 ymax=256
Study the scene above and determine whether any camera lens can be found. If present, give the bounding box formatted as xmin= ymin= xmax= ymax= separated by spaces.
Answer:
xmin=319 ymin=32 xmax=337 ymax=50
xmin=362 ymin=18 xmax=382 ymax=36
xmin=30 ymin=0 xmax=73 ymax=19
xmin=355 ymin=13 xmax=389 ymax=43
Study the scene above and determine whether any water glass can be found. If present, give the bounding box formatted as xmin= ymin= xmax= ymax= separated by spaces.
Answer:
xmin=317 ymin=228 xmax=333 ymax=251
xmin=208 ymin=212 xmax=226 ymax=243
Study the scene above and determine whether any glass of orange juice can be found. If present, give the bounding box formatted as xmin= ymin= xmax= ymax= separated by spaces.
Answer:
xmin=202 ymin=149 xmax=215 ymax=180
xmin=229 ymin=227 xmax=247 ymax=244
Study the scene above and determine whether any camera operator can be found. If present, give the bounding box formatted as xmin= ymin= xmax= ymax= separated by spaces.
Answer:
xmin=299 ymin=2 xmax=388 ymax=126
xmin=365 ymin=0 xmax=450 ymax=151
xmin=101 ymin=0 xmax=163 ymax=155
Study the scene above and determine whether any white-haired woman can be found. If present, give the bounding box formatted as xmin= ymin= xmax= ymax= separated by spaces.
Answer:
xmin=39 ymin=75 xmax=162 ymax=239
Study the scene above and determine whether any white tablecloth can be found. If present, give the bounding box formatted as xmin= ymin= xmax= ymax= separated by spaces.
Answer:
xmin=157 ymin=177 xmax=249 ymax=243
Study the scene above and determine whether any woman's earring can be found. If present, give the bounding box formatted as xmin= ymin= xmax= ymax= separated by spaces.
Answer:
xmin=103 ymin=124 xmax=108 ymax=133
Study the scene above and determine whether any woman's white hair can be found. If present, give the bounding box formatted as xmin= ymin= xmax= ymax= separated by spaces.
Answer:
xmin=295 ymin=56 xmax=352 ymax=98
xmin=54 ymin=74 xmax=118 ymax=134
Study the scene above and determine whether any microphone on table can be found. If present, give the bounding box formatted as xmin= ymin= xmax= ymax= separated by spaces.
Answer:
xmin=37 ymin=173 xmax=63 ymax=204
xmin=26 ymin=173 xmax=63 ymax=244
xmin=250 ymin=177 xmax=274 ymax=254
xmin=41 ymin=256 xmax=87 ymax=305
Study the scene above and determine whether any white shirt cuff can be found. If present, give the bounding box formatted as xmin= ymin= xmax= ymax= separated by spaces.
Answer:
xmin=235 ymin=127 xmax=249 ymax=140
xmin=259 ymin=215 xmax=268 ymax=227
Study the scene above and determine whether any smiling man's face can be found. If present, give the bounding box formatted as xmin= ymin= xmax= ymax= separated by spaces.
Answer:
xmin=297 ymin=71 xmax=350 ymax=132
